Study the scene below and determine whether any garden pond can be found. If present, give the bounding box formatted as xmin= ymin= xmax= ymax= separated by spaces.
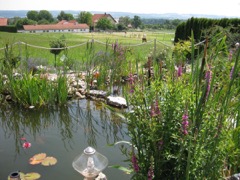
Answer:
xmin=0 ymin=99 xmax=131 ymax=180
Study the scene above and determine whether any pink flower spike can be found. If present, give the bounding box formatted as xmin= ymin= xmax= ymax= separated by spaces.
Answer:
xmin=22 ymin=142 xmax=31 ymax=149
xmin=177 ymin=65 xmax=182 ymax=77
xmin=20 ymin=137 xmax=26 ymax=141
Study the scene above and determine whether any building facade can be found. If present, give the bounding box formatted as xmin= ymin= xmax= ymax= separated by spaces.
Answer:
xmin=23 ymin=21 xmax=89 ymax=33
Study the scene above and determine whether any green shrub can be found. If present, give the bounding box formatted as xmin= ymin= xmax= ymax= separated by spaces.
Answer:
xmin=0 ymin=26 xmax=17 ymax=33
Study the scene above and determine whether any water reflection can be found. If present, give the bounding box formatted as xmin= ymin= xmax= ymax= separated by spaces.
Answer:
xmin=0 ymin=99 xmax=127 ymax=153
xmin=0 ymin=99 xmax=130 ymax=180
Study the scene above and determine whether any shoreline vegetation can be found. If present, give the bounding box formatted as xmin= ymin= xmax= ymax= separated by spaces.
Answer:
xmin=0 ymin=31 xmax=174 ymax=108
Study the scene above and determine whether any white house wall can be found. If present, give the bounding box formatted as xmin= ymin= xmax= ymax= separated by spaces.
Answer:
xmin=24 ymin=28 xmax=89 ymax=33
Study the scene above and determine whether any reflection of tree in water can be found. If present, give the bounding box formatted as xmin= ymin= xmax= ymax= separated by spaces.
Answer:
xmin=67 ymin=100 xmax=127 ymax=147
xmin=0 ymin=100 xmax=127 ymax=155
xmin=0 ymin=105 xmax=74 ymax=155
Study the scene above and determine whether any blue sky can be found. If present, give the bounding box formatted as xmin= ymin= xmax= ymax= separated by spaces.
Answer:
xmin=0 ymin=0 xmax=240 ymax=17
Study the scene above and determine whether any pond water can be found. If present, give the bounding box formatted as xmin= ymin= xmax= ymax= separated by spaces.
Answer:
xmin=0 ymin=99 xmax=131 ymax=180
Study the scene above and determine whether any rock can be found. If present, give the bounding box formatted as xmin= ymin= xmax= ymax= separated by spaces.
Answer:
xmin=75 ymin=91 xmax=85 ymax=99
xmin=77 ymin=80 xmax=87 ymax=89
xmin=68 ymin=87 xmax=76 ymax=95
xmin=47 ymin=73 xmax=58 ymax=81
xmin=78 ymin=88 xmax=86 ymax=95
xmin=40 ymin=73 xmax=49 ymax=79
xmin=87 ymin=90 xmax=108 ymax=99
xmin=107 ymin=96 xmax=127 ymax=108
xmin=5 ymin=95 xmax=12 ymax=101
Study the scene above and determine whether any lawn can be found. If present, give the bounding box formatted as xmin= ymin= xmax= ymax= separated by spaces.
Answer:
xmin=0 ymin=31 xmax=174 ymax=69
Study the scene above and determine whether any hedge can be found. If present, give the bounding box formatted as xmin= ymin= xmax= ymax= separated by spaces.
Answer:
xmin=0 ymin=26 xmax=17 ymax=33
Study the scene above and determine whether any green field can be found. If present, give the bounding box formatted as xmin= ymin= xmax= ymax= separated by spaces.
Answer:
xmin=0 ymin=31 xmax=174 ymax=70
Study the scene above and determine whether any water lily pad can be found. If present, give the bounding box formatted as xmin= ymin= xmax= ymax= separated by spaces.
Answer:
xmin=32 ymin=153 xmax=47 ymax=161
xmin=24 ymin=172 xmax=41 ymax=180
xmin=41 ymin=156 xmax=57 ymax=166
xmin=29 ymin=157 xmax=42 ymax=165
xmin=29 ymin=153 xmax=47 ymax=165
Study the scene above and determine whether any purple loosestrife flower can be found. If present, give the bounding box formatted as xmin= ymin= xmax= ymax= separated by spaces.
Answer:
xmin=150 ymin=100 xmax=161 ymax=117
xmin=131 ymin=154 xmax=140 ymax=172
xmin=177 ymin=65 xmax=182 ymax=77
xmin=148 ymin=165 xmax=154 ymax=180
xmin=205 ymin=68 xmax=212 ymax=99
xmin=128 ymin=74 xmax=135 ymax=93
xmin=128 ymin=74 xmax=134 ymax=85
xmin=230 ymin=66 xmax=234 ymax=80
xmin=182 ymin=113 xmax=189 ymax=135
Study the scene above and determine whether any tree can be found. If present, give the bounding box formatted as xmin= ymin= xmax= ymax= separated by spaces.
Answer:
xmin=132 ymin=15 xmax=142 ymax=28
xmin=27 ymin=10 xmax=39 ymax=21
xmin=118 ymin=16 xmax=131 ymax=27
xmin=117 ymin=24 xmax=126 ymax=31
xmin=96 ymin=18 xmax=113 ymax=30
xmin=77 ymin=11 xmax=92 ymax=26
xmin=38 ymin=10 xmax=53 ymax=22
xmin=57 ymin=11 xmax=74 ymax=21
xmin=49 ymin=38 xmax=66 ymax=67
xmin=8 ymin=16 xmax=21 ymax=26
xmin=15 ymin=18 xmax=36 ymax=30
xmin=38 ymin=19 xmax=50 ymax=25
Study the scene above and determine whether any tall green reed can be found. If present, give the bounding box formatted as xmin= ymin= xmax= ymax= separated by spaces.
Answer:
xmin=119 ymin=29 xmax=240 ymax=179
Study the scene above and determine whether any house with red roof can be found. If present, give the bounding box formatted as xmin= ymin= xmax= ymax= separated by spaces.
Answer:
xmin=92 ymin=13 xmax=117 ymax=30
xmin=0 ymin=18 xmax=8 ymax=26
xmin=23 ymin=21 xmax=89 ymax=33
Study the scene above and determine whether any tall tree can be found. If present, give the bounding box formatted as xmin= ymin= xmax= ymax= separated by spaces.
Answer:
xmin=15 ymin=18 xmax=36 ymax=30
xmin=132 ymin=15 xmax=142 ymax=28
xmin=57 ymin=11 xmax=74 ymax=21
xmin=27 ymin=10 xmax=39 ymax=21
xmin=118 ymin=16 xmax=131 ymax=27
xmin=38 ymin=10 xmax=53 ymax=22
xmin=77 ymin=11 xmax=92 ymax=26
xmin=8 ymin=16 xmax=21 ymax=26
xmin=96 ymin=18 xmax=113 ymax=30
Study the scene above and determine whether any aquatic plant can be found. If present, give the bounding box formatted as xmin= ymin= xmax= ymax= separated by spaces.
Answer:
xmin=116 ymin=31 xmax=240 ymax=179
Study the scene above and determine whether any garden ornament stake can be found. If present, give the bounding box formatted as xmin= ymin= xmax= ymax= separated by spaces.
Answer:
xmin=72 ymin=147 xmax=108 ymax=180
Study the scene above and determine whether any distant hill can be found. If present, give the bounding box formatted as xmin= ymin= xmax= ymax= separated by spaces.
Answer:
xmin=0 ymin=10 xmax=236 ymax=20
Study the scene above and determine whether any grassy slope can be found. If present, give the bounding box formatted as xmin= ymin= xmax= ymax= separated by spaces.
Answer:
xmin=0 ymin=31 xmax=174 ymax=68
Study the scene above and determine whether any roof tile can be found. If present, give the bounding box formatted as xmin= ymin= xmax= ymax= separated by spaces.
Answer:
xmin=0 ymin=18 xmax=8 ymax=26
xmin=23 ymin=23 xmax=89 ymax=31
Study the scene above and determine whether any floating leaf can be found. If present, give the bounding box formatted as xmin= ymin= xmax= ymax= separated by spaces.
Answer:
xmin=29 ymin=158 xmax=42 ymax=165
xmin=29 ymin=153 xmax=47 ymax=165
xmin=41 ymin=156 xmax=57 ymax=166
xmin=32 ymin=153 xmax=47 ymax=161
xmin=24 ymin=172 xmax=41 ymax=180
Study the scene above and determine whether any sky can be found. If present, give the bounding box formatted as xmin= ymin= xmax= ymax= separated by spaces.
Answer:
xmin=0 ymin=0 xmax=240 ymax=17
